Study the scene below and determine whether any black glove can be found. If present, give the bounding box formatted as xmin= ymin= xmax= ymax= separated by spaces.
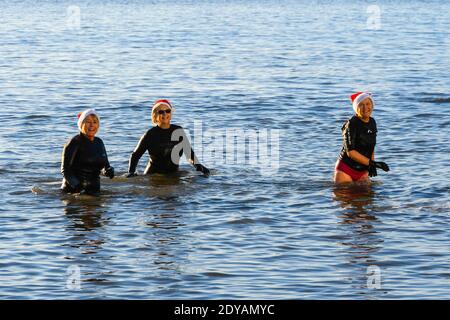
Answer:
xmin=368 ymin=162 xmax=377 ymax=177
xmin=195 ymin=164 xmax=210 ymax=177
xmin=370 ymin=160 xmax=390 ymax=172
xmin=66 ymin=176 xmax=81 ymax=191
xmin=104 ymin=166 xmax=115 ymax=179
xmin=125 ymin=172 xmax=138 ymax=178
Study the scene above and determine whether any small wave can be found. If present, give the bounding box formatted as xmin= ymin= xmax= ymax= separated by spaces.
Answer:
xmin=203 ymin=272 xmax=236 ymax=278
xmin=10 ymin=189 xmax=34 ymax=196
xmin=227 ymin=218 xmax=254 ymax=225
xmin=419 ymin=97 xmax=450 ymax=104
xmin=23 ymin=114 xmax=52 ymax=120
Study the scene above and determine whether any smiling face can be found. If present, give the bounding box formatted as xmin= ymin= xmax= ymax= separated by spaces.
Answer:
xmin=81 ymin=114 xmax=99 ymax=140
xmin=154 ymin=107 xmax=172 ymax=128
xmin=356 ymin=98 xmax=373 ymax=122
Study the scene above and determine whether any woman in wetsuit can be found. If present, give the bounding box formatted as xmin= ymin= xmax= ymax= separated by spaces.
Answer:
xmin=126 ymin=99 xmax=210 ymax=177
xmin=334 ymin=92 xmax=389 ymax=184
xmin=61 ymin=109 xmax=114 ymax=194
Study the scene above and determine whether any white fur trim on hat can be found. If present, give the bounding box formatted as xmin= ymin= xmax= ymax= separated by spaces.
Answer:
xmin=77 ymin=109 xmax=99 ymax=131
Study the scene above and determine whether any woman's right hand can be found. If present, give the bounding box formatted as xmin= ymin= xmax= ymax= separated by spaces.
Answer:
xmin=104 ymin=166 xmax=115 ymax=179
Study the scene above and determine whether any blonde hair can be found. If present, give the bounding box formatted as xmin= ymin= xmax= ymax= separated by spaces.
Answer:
xmin=151 ymin=109 xmax=159 ymax=125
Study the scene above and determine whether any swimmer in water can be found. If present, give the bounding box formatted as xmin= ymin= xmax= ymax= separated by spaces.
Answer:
xmin=61 ymin=109 xmax=114 ymax=195
xmin=334 ymin=92 xmax=390 ymax=184
xmin=126 ymin=99 xmax=210 ymax=177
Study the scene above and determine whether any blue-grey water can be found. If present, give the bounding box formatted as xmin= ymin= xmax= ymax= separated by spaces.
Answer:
xmin=0 ymin=0 xmax=449 ymax=299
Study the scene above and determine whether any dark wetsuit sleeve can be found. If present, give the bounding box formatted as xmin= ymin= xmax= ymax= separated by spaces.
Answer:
xmin=101 ymin=140 xmax=111 ymax=170
xmin=342 ymin=120 xmax=357 ymax=154
xmin=181 ymin=128 xmax=200 ymax=165
xmin=61 ymin=138 xmax=80 ymax=188
xmin=128 ymin=132 xmax=149 ymax=173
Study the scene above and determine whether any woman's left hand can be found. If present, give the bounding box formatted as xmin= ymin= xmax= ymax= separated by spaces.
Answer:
xmin=195 ymin=164 xmax=210 ymax=177
xmin=370 ymin=160 xmax=390 ymax=172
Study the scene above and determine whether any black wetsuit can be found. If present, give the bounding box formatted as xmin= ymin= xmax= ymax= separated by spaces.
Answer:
xmin=339 ymin=115 xmax=377 ymax=171
xmin=128 ymin=124 xmax=198 ymax=174
xmin=61 ymin=134 xmax=111 ymax=194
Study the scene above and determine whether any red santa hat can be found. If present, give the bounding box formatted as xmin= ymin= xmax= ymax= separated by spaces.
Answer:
xmin=77 ymin=109 xmax=99 ymax=131
xmin=151 ymin=99 xmax=174 ymax=114
xmin=350 ymin=92 xmax=374 ymax=113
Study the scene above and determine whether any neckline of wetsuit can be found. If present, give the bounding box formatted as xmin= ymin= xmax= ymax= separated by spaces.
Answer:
xmin=79 ymin=132 xmax=97 ymax=142
xmin=156 ymin=125 xmax=172 ymax=131
xmin=353 ymin=114 xmax=371 ymax=124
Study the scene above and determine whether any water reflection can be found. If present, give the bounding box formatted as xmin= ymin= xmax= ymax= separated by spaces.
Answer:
xmin=61 ymin=194 xmax=114 ymax=289
xmin=110 ymin=170 xmax=197 ymax=199
xmin=62 ymin=195 xmax=110 ymax=259
xmin=332 ymin=183 xmax=385 ymax=297
xmin=333 ymin=183 xmax=376 ymax=218
xmin=56 ymin=173 xmax=199 ymax=296
xmin=141 ymin=200 xmax=188 ymax=274
xmin=62 ymin=194 xmax=109 ymax=232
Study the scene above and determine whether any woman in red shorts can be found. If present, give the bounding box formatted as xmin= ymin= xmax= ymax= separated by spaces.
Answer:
xmin=334 ymin=92 xmax=390 ymax=184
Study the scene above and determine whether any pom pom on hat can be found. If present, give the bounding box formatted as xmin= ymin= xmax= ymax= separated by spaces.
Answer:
xmin=77 ymin=109 xmax=99 ymax=131
xmin=350 ymin=92 xmax=374 ymax=113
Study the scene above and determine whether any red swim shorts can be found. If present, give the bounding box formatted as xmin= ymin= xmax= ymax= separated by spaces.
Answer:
xmin=335 ymin=159 xmax=368 ymax=182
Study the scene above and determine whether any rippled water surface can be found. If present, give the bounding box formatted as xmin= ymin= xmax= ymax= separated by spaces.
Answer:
xmin=0 ymin=0 xmax=449 ymax=299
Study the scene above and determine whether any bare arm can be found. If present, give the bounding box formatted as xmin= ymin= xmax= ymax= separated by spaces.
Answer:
xmin=347 ymin=150 xmax=370 ymax=166
xmin=347 ymin=150 xmax=375 ymax=166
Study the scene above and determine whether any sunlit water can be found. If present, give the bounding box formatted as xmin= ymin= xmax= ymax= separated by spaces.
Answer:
xmin=0 ymin=0 xmax=449 ymax=299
